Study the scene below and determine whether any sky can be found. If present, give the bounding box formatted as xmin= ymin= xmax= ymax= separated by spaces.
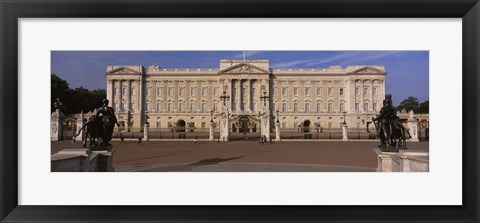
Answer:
xmin=51 ymin=51 xmax=429 ymax=106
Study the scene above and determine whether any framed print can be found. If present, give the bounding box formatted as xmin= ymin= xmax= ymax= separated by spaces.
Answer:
xmin=1 ymin=0 xmax=479 ymax=222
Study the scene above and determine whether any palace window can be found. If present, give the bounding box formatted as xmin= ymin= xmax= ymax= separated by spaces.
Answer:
xmin=202 ymin=88 xmax=207 ymax=97
xmin=179 ymin=88 xmax=185 ymax=97
xmin=364 ymin=103 xmax=368 ymax=112
xmin=339 ymin=88 xmax=344 ymax=96
xmin=316 ymin=87 xmax=321 ymax=96
xmin=190 ymin=102 xmax=196 ymax=112
xmin=373 ymin=87 xmax=377 ymax=96
xmin=156 ymin=121 xmax=161 ymax=129
xmin=157 ymin=103 xmax=162 ymax=112
xmin=146 ymin=103 xmax=151 ymax=111
xmin=201 ymin=102 xmax=206 ymax=112
xmin=123 ymin=87 xmax=127 ymax=96
xmin=191 ymin=88 xmax=196 ymax=97
xmin=213 ymin=102 xmax=218 ymax=111
xmin=157 ymin=88 xmax=162 ymax=96
xmin=305 ymin=88 xmax=310 ymax=96
xmin=168 ymin=88 xmax=173 ymax=96
xmin=305 ymin=103 xmax=310 ymax=112
xmin=355 ymin=103 xmax=359 ymax=112
xmin=214 ymin=88 xmax=218 ymax=96
xmin=179 ymin=103 xmax=185 ymax=112
xmin=328 ymin=88 xmax=333 ymax=96
xmin=355 ymin=87 xmax=359 ymax=96
xmin=316 ymin=103 xmax=321 ymax=112
xmin=167 ymin=103 xmax=173 ymax=112
xmin=282 ymin=87 xmax=287 ymax=96
xmin=364 ymin=88 xmax=368 ymax=95
xmin=293 ymin=103 xmax=298 ymax=112
xmin=328 ymin=103 xmax=333 ymax=112
xmin=339 ymin=103 xmax=344 ymax=112
xmin=373 ymin=102 xmax=377 ymax=111
xmin=282 ymin=122 xmax=286 ymax=128
xmin=147 ymin=88 xmax=151 ymax=96
xmin=122 ymin=102 xmax=127 ymax=111
xmin=282 ymin=103 xmax=287 ymax=112
xmin=293 ymin=88 xmax=298 ymax=96
xmin=131 ymin=87 xmax=136 ymax=96
xmin=115 ymin=87 xmax=119 ymax=95
xmin=130 ymin=102 xmax=135 ymax=111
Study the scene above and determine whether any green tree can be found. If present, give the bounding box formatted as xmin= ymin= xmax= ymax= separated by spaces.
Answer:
xmin=51 ymin=73 xmax=70 ymax=112
xmin=418 ymin=99 xmax=429 ymax=114
xmin=397 ymin=96 xmax=420 ymax=113
xmin=51 ymin=74 xmax=106 ymax=115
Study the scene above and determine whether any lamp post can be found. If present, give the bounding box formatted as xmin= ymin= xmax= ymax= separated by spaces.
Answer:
xmin=260 ymin=91 xmax=270 ymax=107
xmin=220 ymin=91 xmax=230 ymax=107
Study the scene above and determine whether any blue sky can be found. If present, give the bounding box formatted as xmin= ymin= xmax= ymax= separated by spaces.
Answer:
xmin=51 ymin=51 xmax=429 ymax=106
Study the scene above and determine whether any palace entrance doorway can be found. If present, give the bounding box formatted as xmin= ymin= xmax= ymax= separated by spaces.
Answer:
xmin=230 ymin=115 xmax=260 ymax=141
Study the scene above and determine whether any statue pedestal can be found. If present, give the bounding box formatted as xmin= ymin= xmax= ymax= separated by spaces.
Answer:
xmin=51 ymin=147 xmax=117 ymax=172
xmin=373 ymin=147 xmax=429 ymax=172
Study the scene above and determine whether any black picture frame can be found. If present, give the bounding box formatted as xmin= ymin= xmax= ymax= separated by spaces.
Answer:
xmin=1 ymin=0 xmax=479 ymax=222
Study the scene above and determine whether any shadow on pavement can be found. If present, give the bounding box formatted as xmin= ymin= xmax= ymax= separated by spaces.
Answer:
xmin=142 ymin=155 xmax=245 ymax=172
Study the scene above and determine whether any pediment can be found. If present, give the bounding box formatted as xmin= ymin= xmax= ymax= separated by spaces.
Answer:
xmin=352 ymin=66 xmax=385 ymax=74
xmin=107 ymin=67 xmax=141 ymax=75
xmin=218 ymin=63 xmax=270 ymax=75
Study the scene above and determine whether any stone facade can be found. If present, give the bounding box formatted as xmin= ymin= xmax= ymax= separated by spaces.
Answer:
xmin=106 ymin=60 xmax=386 ymax=133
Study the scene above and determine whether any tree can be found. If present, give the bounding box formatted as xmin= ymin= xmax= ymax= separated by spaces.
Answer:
xmin=396 ymin=96 xmax=419 ymax=113
xmin=418 ymin=99 xmax=429 ymax=114
xmin=51 ymin=74 xmax=106 ymax=115
xmin=51 ymin=73 xmax=70 ymax=112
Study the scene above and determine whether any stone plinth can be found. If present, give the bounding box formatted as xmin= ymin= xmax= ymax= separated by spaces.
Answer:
xmin=209 ymin=122 xmax=214 ymax=141
xmin=51 ymin=147 xmax=117 ymax=172
xmin=144 ymin=124 xmax=149 ymax=141
xmin=373 ymin=148 xmax=429 ymax=172
xmin=275 ymin=122 xmax=281 ymax=142
xmin=341 ymin=123 xmax=348 ymax=141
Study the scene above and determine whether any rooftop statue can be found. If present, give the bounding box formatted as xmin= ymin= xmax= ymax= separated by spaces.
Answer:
xmin=372 ymin=94 xmax=411 ymax=150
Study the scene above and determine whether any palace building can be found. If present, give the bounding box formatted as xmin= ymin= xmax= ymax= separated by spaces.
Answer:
xmin=106 ymin=59 xmax=386 ymax=133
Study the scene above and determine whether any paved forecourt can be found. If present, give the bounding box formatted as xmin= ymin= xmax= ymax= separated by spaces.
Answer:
xmin=51 ymin=140 xmax=429 ymax=172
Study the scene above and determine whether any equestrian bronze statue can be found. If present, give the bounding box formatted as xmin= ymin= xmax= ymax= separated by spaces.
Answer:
xmin=372 ymin=94 xmax=411 ymax=149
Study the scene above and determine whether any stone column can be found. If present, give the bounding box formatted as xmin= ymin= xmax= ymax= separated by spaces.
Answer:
xmin=246 ymin=79 xmax=251 ymax=111
xmin=143 ymin=123 xmax=149 ymax=141
xmin=275 ymin=121 xmax=281 ymax=142
xmin=342 ymin=123 xmax=348 ymax=141
xmin=174 ymin=80 xmax=179 ymax=111
xmin=126 ymin=80 xmax=131 ymax=111
xmin=360 ymin=80 xmax=364 ymax=112
xmin=152 ymin=80 xmax=157 ymax=112
xmin=139 ymin=78 xmax=144 ymax=117
xmin=407 ymin=110 xmax=419 ymax=142
xmin=51 ymin=109 xmax=65 ymax=141
xmin=75 ymin=111 xmax=85 ymax=141
xmin=162 ymin=80 xmax=168 ymax=112
xmin=236 ymin=79 xmax=241 ymax=111
xmin=118 ymin=80 xmax=123 ymax=110
xmin=209 ymin=121 xmax=214 ymax=141
xmin=185 ymin=80 xmax=190 ymax=112
xmin=107 ymin=79 xmax=113 ymax=105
